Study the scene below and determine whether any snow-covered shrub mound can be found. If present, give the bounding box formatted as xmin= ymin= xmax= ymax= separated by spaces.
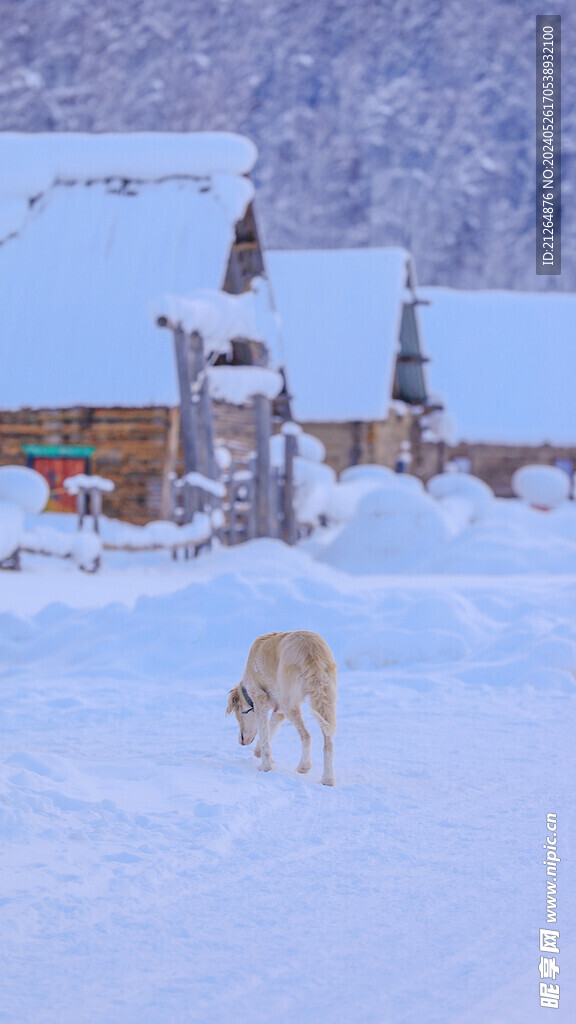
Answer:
xmin=388 ymin=474 xmax=425 ymax=494
xmin=70 ymin=531 xmax=102 ymax=570
xmin=327 ymin=467 xmax=423 ymax=525
xmin=270 ymin=425 xmax=326 ymax=467
xmin=294 ymin=458 xmax=336 ymax=527
xmin=269 ymin=423 xmax=333 ymax=528
xmin=325 ymin=478 xmax=386 ymax=524
xmin=318 ymin=485 xmax=451 ymax=573
xmin=427 ymin=473 xmax=494 ymax=516
xmin=0 ymin=499 xmax=24 ymax=561
xmin=512 ymin=465 xmax=570 ymax=510
xmin=340 ymin=464 xmax=397 ymax=485
xmin=297 ymin=433 xmax=325 ymax=463
xmin=419 ymin=498 xmax=576 ymax=574
xmin=0 ymin=466 xmax=49 ymax=514
xmin=427 ymin=472 xmax=494 ymax=534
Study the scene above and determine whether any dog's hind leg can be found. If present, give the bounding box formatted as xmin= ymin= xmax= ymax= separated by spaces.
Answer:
xmin=285 ymin=707 xmax=312 ymax=774
xmin=254 ymin=709 xmax=285 ymax=758
xmin=320 ymin=728 xmax=335 ymax=786
xmin=309 ymin=690 xmax=336 ymax=786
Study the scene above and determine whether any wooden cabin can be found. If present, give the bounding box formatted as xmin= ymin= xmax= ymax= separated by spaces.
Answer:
xmin=0 ymin=132 xmax=284 ymax=523
xmin=265 ymin=248 xmax=433 ymax=477
xmin=418 ymin=287 xmax=576 ymax=494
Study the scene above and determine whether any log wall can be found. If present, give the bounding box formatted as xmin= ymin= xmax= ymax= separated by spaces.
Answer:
xmin=0 ymin=406 xmax=176 ymax=523
xmin=300 ymin=409 xmax=416 ymax=477
xmin=297 ymin=417 xmax=575 ymax=495
xmin=3 ymin=405 xmax=571 ymax=525
xmin=438 ymin=441 xmax=576 ymax=496
xmin=0 ymin=402 xmax=259 ymax=524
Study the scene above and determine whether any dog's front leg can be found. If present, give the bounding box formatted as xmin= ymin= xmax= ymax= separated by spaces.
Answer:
xmin=254 ymin=701 xmax=275 ymax=772
xmin=254 ymin=709 xmax=285 ymax=758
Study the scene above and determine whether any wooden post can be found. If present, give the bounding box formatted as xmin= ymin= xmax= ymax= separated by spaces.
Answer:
xmin=271 ymin=465 xmax=282 ymax=538
xmin=228 ymin=478 xmax=237 ymax=545
xmin=76 ymin=490 xmax=86 ymax=529
xmin=172 ymin=325 xmax=199 ymax=476
xmin=246 ymin=457 xmax=258 ymax=541
xmin=283 ymin=431 xmax=297 ymax=545
xmin=189 ymin=331 xmax=219 ymax=483
xmin=182 ymin=482 xmax=194 ymax=524
xmin=437 ymin=440 xmax=446 ymax=474
xmin=253 ymin=394 xmax=272 ymax=537
xmin=90 ymin=488 xmax=102 ymax=535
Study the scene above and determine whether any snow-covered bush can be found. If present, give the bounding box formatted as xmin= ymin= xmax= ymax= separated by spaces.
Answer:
xmin=293 ymin=458 xmax=336 ymax=528
xmin=427 ymin=472 xmax=494 ymax=533
xmin=512 ymin=465 xmax=571 ymax=511
xmin=0 ymin=466 xmax=50 ymax=563
xmin=269 ymin=424 xmax=333 ymax=530
xmin=427 ymin=473 xmax=493 ymax=515
xmin=327 ymin=467 xmax=423 ymax=525
xmin=270 ymin=424 xmax=326 ymax=467
xmin=0 ymin=500 xmax=24 ymax=561
xmin=340 ymin=464 xmax=397 ymax=486
xmin=0 ymin=465 xmax=49 ymax=514
xmin=69 ymin=531 xmax=102 ymax=571
xmin=318 ymin=485 xmax=451 ymax=573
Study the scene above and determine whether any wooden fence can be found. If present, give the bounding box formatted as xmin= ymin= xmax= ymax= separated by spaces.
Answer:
xmin=158 ymin=317 xmax=298 ymax=546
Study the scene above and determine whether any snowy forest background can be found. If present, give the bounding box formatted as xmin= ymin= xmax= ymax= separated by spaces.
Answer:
xmin=0 ymin=0 xmax=573 ymax=292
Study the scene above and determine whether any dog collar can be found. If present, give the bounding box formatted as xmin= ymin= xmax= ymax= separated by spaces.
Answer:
xmin=241 ymin=685 xmax=254 ymax=713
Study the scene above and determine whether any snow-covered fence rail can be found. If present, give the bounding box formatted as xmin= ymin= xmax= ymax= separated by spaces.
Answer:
xmin=21 ymin=528 xmax=102 ymax=573
xmin=171 ymin=471 xmax=226 ymax=542
xmin=101 ymin=514 xmax=214 ymax=559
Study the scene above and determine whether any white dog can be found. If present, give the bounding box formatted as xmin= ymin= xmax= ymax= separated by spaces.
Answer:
xmin=226 ymin=631 xmax=337 ymax=785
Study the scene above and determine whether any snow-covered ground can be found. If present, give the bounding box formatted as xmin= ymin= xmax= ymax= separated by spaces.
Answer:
xmin=1 ymin=513 xmax=575 ymax=1023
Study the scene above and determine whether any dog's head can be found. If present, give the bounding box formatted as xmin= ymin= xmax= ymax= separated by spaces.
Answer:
xmin=226 ymin=683 xmax=258 ymax=746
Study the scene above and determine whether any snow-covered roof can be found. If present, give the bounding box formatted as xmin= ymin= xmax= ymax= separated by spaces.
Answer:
xmin=419 ymin=287 xmax=576 ymax=446
xmin=0 ymin=131 xmax=257 ymax=203
xmin=0 ymin=132 xmax=258 ymax=410
xmin=265 ymin=248 xmax=411 ymax=422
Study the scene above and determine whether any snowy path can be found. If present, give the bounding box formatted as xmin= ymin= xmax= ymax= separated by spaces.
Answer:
xmin=1 ymin=540 xmax=575 ymax=1023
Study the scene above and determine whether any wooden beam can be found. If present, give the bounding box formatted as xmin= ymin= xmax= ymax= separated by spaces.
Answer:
xmin=253 ymin=394 xmax=272 ymax=537
xmin=172 ymin=325 xmax=199 ymax=476
xmin=283 ymin=431 xmax=297 ymax=545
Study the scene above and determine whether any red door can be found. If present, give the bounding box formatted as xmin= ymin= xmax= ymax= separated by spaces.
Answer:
xmin=33 ymin=457 xmax=87 ymax=512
